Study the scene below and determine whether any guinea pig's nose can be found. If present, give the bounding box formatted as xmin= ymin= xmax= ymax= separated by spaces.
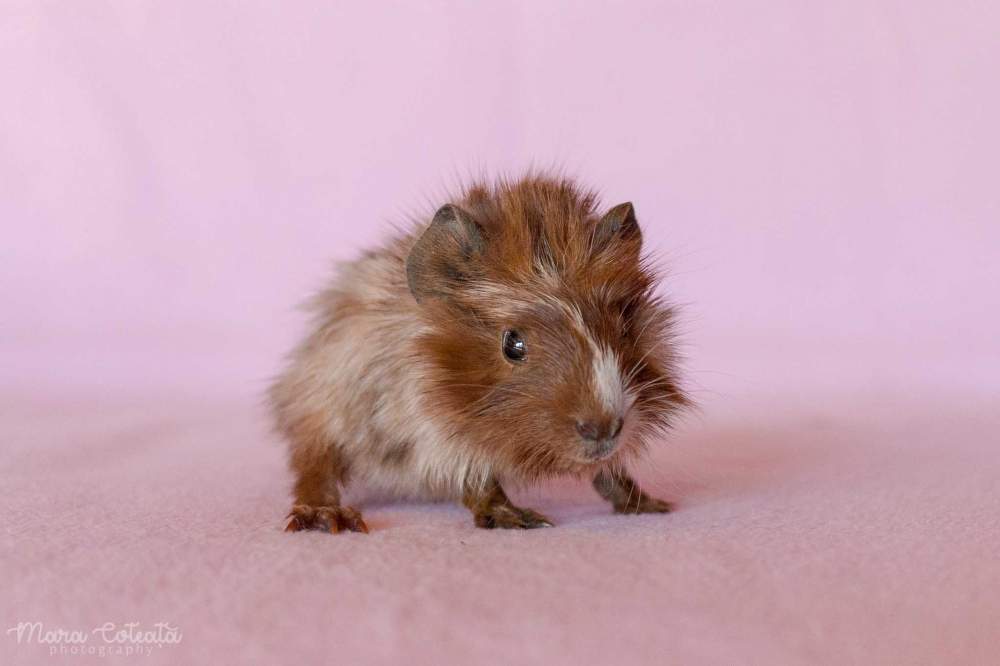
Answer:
xmin=576 ymin=417 xmax=623 ymax=442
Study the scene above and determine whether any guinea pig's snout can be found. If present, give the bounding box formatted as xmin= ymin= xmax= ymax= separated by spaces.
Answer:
xmin=575 ymin=416 xmax=624 ymax=460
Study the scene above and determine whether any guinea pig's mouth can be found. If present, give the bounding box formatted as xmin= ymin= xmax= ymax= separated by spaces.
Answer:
xmin=565 ymin=436 xmax=622 ymax=467
xmin=566 ymin=446 xmax=619 ymax=469
xmin=582 ymin=438 xmax=619 ymax=462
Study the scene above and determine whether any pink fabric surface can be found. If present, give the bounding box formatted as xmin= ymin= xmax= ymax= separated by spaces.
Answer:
xmin=4 ymin=385 xmax=1000 ymax=665
xmin=2 ymin=1 xmax=999 ymax=664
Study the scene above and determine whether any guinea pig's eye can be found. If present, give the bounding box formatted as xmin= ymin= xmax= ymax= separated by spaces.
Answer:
xmin=502 ymin=329 xmax=526 ymax=362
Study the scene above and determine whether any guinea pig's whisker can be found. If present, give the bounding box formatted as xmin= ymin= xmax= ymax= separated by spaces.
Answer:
xmin=629 ymin=379 xmax=674 ymax=397
xmin=624 ymin=361 xmax=650 ymax=386
xmin=631 ymin=316 xmax=658 ymax=345
xmin=447 ymin=383 xmax=537 ymax=401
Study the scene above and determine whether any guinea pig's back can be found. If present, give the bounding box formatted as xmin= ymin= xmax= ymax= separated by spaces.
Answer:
xmin=269 ymin=236 xmax=423 ymax=454
xmin=271 ymin=230 xmax=495 ymax=498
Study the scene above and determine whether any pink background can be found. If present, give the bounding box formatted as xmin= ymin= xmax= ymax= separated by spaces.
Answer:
xmin=3 ymin=2 xmax=999 ymax=665
xmin=3 ymin=1 xmax=997 ymax=397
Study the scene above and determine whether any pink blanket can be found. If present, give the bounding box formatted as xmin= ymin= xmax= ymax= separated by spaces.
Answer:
xmin=4 ymin=382 xmax=998 ymax=664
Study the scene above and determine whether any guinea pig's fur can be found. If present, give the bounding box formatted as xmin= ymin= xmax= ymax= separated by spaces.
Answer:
xmin=270 ymin=174 xmax=687 ymax=533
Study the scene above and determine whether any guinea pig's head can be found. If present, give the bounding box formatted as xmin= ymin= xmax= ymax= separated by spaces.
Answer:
xmin=406 ymin=177 xmax=687 ymax=477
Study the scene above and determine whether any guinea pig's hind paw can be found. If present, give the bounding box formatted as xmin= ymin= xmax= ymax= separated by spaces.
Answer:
xmin=285 ymin=504 xmax=369 ymax=534
xmin=475 ymin=505 xmax=554 ymax=530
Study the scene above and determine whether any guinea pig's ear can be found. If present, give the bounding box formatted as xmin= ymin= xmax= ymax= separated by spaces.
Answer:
xmin=593 ymin=202 xmax=642 ymax=257
xmin=406 ymin=204 xmax=485 ymax=303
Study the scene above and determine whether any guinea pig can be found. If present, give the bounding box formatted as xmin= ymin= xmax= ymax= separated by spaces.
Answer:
xmin=270 ymin=174 xmax=688 ymax=533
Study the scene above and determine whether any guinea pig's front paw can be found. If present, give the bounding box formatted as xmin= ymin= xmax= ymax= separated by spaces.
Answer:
xmin=615 ymin=495 xmax=673 ymax=515
xmin=474 ymin=505 xmax=554 ymax=530
xmin=285 ymin=504 xmax=369 ymax=534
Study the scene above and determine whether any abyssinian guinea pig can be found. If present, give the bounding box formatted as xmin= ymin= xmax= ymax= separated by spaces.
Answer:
xmin=270 ymin=174 xmax=688 ymax=533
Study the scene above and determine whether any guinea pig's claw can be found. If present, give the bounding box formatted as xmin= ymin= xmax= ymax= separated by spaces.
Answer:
xmin=615 ymin=495 xmax=673 ymax=515
xmin=529 ymin=512 xmax=554 ymax=528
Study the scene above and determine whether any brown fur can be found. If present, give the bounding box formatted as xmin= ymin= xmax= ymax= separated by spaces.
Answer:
xmin=270 ymin=174 xmax=687 ymax=533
